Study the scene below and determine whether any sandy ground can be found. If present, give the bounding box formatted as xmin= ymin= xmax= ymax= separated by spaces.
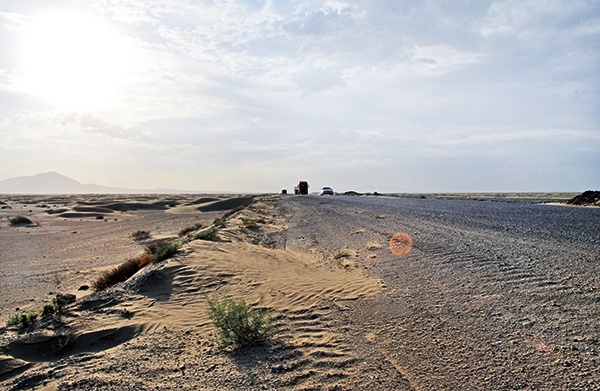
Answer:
xmin=1 ymin=195 xmax=395 ymax=390
xmin=0 ymin=194 xmax=245 ymax=319
xmin=0 ymin=193 xmax=597 ymax=390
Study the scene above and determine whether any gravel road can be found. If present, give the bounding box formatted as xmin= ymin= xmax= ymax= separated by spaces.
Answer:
xmin=273 ymin=195 xmax=600 ymax=390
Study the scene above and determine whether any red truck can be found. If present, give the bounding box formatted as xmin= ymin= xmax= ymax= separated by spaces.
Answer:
xmin=295 ymin=181 xmax=309 ymax=195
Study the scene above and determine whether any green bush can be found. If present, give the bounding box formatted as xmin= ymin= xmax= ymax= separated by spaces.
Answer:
xmin=41 ymin=303 xmax=56 ymax=316
xmin=7 ymin=311 xmax=38 ymax=327
xmin=206 ymin=296 xmax=276 ymax=348
xmin=8 ymin=215 xmax=33 ymax=226
xmin=41 ymin=294 xmax=70 ymax=316
xmin=148 ymin=242 xmax=179 ymax=263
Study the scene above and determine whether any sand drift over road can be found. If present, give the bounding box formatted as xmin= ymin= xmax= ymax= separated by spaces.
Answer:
xmin=270 ymin=195 xmax=599 ymax=390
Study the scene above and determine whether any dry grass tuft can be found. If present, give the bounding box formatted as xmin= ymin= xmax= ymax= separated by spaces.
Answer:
xmin=179 ymin=223 xmax=203 ymax=237
xmin=92 ymin=242 xmax=180 ymax=291
xmin=365 ymin=243 xmax=382 ymax=250
xmin=132 ymin=230 xmax=151 ymax=241
xmin=333 ymin=248 xmax=355 ymax=259
xmin=92 ymin=258 xmax=143 ymax=292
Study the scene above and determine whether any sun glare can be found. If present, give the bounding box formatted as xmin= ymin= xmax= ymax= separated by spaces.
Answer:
xmin=22 ymin=11 xmax=132 ymax=111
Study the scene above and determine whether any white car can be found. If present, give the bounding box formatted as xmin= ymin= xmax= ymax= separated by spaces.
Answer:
xmin=320 ymin=187 xmax=334 ymax=195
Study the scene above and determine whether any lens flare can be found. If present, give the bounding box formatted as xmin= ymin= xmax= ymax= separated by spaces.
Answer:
xmin=389 ymin=232 xmax=413 ymax=257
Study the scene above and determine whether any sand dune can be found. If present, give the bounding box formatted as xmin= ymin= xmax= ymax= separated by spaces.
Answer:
xmin=0 ymin=195 xmax=401 ymax=390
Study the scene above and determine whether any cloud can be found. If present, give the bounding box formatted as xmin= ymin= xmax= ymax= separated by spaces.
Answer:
xmin=79 ymin=114 xmax=143 ymax=140
xmin=0 ymin=0 xmax=598 ymax=191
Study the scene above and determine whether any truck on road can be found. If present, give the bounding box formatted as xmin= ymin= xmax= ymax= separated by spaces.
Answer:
xmin=295 ymin=181 xmax=309 ymax=195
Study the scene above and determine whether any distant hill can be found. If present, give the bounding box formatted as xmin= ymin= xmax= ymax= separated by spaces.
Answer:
xmin=0 ymin=172 xmax=187 ymax=194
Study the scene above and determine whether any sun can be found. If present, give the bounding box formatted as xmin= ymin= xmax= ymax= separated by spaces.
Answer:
xmin=22 ymin=11 xmax=132 ymax=111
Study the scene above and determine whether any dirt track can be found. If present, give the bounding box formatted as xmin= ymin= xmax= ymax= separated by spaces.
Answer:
xmin=272 ymin=195 xmax=600 ymax=390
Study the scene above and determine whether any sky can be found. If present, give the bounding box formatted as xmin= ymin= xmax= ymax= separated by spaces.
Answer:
xmin=0 ymin=0 xmax=598 ymax=193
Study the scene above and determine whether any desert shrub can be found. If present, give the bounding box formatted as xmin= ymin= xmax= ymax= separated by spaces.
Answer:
xmin=92 ymin=241 xmax=179 ymax=291
xmin=193 ymin=227 xmax=219 ymax=241
xmin=41 ymin=303 xmax=56 ymax=316
xmin=147 ymin=242 xmax=180 ymax=263
xmin=179 ymin=223 xmax=203 ymax=237
xmin=241 ymin=217 xmax=259 ymax=229
xmin=92 ymin=258 xmax=143 ymax=291
xmin=213 ymin=216 xmax=227 ymax=228
xmin=7 ymin=311 xmax=38 ymax=327
xmin=40 ymin=294 xmax=70 ymax=317
xmin=9 ymin=215 xmax=33 ymax=226
xmin=132 ymin=230 xmax=151 ymax=241
xmin=136 ymin=252 xmax=153 ymax=268
xmin=206 ymin=296 xmax=276 ymax=348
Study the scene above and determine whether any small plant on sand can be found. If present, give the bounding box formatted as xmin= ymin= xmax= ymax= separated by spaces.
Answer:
xmin=7 ymin=311 xmax=38 ymax=328
xmin=365 ymin=243 xmax=382 ymax=251
xmin=193 ymin=227 xmax=219 ymax=241
xmin=41 ymin=295 xmax=67 ymax=317
xmin=8 ymin=215 xmax=33 ymax=226
xmin=213 ymin=216 xmax=227 ymax=228
xmin=147 ymin=242 xmax=180 ymax=264
xmin=41 ymin=303 xmax=57 ymax=317
xmin=240 ymin=217 xmax=259 ymax=229
xmin=179 ymin=223 xmax=203 ymax=237
xmin=206 ymin=295 xmax=276 ymax=349
xmin=333 ymin=248 xmax=354 ymax=259
xmin=132 ymin=230 xmax=151 ymax=241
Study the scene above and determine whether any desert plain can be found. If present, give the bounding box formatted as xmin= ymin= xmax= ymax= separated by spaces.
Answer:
xmin=0 ymin=192 xmax=598 ymax=390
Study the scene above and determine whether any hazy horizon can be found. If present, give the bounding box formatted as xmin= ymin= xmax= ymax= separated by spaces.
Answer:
xmin=1 ymin=1 xmax=598 ymax=193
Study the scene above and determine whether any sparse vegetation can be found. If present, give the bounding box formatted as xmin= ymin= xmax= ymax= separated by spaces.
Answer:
xmin=192 ymin=227 xmax=219 ymax=241
xmin=132 ymin=230 xmax=151 ymax=241
xmin=365 ymin=243 xmax=381 ymax=251
xmin=206 ymin=295 xmax=276 ymax=349
xmin=41 ymin=295 xmax=67 ymax=317
xmin=333 ymin=248 xmax=354 ymax=259
xmin=241 ymin=217 xmax=260 ymax=229
xmin=8 ymin=215 xmax=33 ymax=226
xmin=7 ymin=311 xmax=38 ymax=327
xmin=213 ymin=216 xmax=227 ymax=228
xmin=179 ymin=223 xmax=203 ymax=237
xmin=147 ymin=242 xmax=180 ymax=264
xmin=92 ymin=257 xmax=143 ymax=291
xmin=92 ymin=240 xmax=179 ymax=292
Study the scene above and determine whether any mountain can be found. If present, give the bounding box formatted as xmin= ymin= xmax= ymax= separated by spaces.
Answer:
xmin=0 ymin=172 xmax=187 ymax=194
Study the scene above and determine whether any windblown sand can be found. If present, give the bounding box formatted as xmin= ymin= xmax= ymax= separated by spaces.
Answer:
xmin=0 ymin=195 xmax=393 ymax=390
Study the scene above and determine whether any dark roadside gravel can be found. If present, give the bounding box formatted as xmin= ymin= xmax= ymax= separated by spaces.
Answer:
xmin=272 ymin=195 xmax=600 ymax=390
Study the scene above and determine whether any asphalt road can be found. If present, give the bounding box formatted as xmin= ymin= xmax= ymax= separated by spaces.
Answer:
xmin=274 ymin=195 xmax=600 ymax=390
